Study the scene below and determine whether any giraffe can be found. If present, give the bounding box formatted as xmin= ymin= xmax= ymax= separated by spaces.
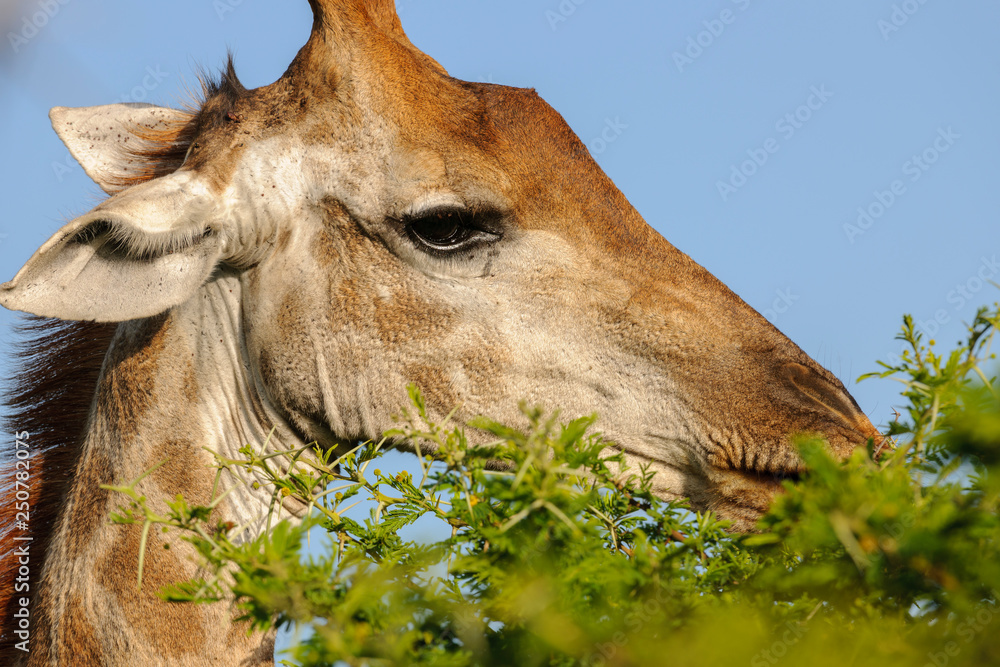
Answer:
xmin=0 ymin=0 xmax=881 ymax=664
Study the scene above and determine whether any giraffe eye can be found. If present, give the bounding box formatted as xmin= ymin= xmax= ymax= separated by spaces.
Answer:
xmin=409 ymin=210 xmax=471 ymax=247
xmin=404 ymin=207 xmax=502 ymax=253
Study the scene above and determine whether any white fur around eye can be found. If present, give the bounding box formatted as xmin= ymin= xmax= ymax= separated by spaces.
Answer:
xmin=384 ymin=234 xmax=498 ymax=281
xmin=403 ymin=194 xmax=466 ymax=218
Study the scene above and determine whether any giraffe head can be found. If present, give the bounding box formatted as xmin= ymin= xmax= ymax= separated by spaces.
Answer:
xmin=0 ymin=0 xmax=879 ymax=530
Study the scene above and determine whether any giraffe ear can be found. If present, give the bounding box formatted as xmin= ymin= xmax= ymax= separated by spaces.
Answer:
xmin=0 ymin=171 xmax=224 ymax=323
xmin=50 ymin=104 xmax=190 ymax=195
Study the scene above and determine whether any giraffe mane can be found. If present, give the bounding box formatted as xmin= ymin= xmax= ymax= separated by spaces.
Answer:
xmin=0 ymin=319 xmax=116 ymax=658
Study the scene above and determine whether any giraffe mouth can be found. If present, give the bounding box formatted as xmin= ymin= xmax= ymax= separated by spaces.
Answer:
xmin=697 ymin=465 xmax=806 ymax=532
xmin=729 ymin=466 xmax=803 ymax=490
xmin=766 ymin=469 xmax=802 ymax=484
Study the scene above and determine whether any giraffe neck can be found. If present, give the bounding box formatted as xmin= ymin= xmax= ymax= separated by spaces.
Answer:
xmin=26 ymin=274 xmax=304 ymax=667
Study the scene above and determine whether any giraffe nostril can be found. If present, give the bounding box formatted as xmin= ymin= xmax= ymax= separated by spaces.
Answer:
xmin=779 ymin=362 xmax=872 ymax=436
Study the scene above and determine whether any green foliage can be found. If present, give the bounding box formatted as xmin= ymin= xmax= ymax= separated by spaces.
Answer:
xmin=107 ymin=305 xmax=1000 ymax=666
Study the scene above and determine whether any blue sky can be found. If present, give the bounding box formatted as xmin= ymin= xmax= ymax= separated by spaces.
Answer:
xmin=1 ymin=0 xmax=998 ymax=656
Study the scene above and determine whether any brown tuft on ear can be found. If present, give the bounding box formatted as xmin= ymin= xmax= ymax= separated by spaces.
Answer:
xmin=107 ymin=113 xmax=198 ymax=192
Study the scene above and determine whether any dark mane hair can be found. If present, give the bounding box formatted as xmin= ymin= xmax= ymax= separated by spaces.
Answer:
xmin=0 ymin=319 xmax=117 ymax=658
xmin=0 ymin=59 xmax=241 ymax=659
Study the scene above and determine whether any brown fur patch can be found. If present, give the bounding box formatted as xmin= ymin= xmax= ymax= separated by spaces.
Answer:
xmin=226 ymin=613 xmax=247 ymax=648
xmin=313 ymin=199 xmax=352 ymax=267
xmin=95 ymin=316 xmax=169 ymax=443
xmin=151 ymin=441 xmax=215 ymax=509
xmin=372 ymin=285 xmax=456 ymax=346
xmin=329 ymin=277 xmax=364 ymax=333
xmin=98 ymin=525 xmax=206 ymax=658
xmin=459 ymin=343 xmax=510 ymax=399
xmin=404 ymin=364 xmax=458 ymax=414
xmin=274 ymin=227 xmax=293 ymax=254
xmin=63 ymin=447 xmax=114 ymax=561
xmin=314 ymin=198 xmax=376 ymax=269
xmin=61 ymin=595 xmax=103 ymax=664
xmin=181 ymin=362 xmax=199 ymax=404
